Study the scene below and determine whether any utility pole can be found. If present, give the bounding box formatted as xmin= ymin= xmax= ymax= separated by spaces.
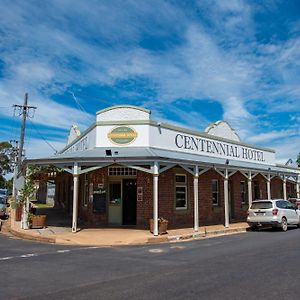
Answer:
xmin=13 ymin=93 xmax=37 ymax=172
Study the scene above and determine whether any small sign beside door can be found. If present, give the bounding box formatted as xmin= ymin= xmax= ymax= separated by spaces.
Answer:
xmin=137 ymin=187 xmax=143 ymax=202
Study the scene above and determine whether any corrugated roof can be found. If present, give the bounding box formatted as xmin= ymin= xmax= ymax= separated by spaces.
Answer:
xmin=25 ymin=146 xmax=300 ymax=175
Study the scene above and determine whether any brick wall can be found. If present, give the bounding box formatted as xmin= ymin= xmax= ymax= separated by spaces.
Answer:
xmin=287 ymin=182 xmax=297 ymax=198
xmin=82 ymin=168 xmax=108 ymax=226
xmin=136 ymin=171 xmax=153 ymax=227
xmin=229 ymin=171 xmax=249 ymax=222
xmin=253 ymin=173 xmax=267 ymax=200
xmin=54 ymin=166 xmax=289 ymax=229
xmin=271 ymin=177 xmax=283 ymax=199
xmin=199 ymin=169 xmax=224 ymax=226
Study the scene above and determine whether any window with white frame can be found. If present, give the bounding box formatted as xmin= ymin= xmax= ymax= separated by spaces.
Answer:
xmin=240 ymin=181 xmax=247 ymax=204
xmin=175 ymin=174 xmax=187 ymax=210
xmin=212 ymin=179 xmax=219 ymax=206
xmin=108 ymin=167 xmax=137 ymax=176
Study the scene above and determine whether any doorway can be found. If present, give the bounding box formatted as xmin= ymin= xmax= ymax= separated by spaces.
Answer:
xmin=108 ymin=182 xmax=122 ymax=225
xmin=122 ymin=179 xmax=137 ymax=225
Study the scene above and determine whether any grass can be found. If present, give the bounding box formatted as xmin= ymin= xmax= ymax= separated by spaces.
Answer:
xmin=32 ymin=202 xmax=53 ymax=209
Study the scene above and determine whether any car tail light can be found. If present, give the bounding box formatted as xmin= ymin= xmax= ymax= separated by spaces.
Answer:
xmin=272 ymin=208 xmax=278 ymax=215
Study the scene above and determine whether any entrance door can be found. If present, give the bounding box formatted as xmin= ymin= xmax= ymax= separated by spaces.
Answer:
xmin=122 ymin=179 xmax=137 ymax=225
xmin=108 ymin=182 xmax=122 ymax=225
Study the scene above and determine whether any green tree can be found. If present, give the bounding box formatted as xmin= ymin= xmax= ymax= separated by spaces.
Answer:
xmin=0 ymin=141 xmax=13 ymax=174
xmin=297 ymin=153 xmax=300 ymax=167
xmin=0 ymin=141 xmax=14 ymax=189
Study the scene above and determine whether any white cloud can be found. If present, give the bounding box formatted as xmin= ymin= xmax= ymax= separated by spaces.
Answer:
xmin=0 ymin=0 xmax=299 ymax=162
xmin=247 ymin=129 xmax=298 ymax=143
xmin=24 ymin=137 xmax=66 ymax=159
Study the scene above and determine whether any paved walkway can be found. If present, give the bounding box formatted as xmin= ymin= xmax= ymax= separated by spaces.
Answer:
xmin=7 ymin=208 xmax=249 ymax=246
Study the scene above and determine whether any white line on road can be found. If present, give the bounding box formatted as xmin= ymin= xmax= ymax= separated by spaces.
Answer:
xmin=0 ymin=245 xmax=103 ymax=262
xmin=149 ymin=249 xmax=164 ymax=253
xmin=20 ymin=253 xmax=38 ymax=258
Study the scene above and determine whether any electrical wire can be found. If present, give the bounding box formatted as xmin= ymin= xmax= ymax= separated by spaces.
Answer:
xmin=28 ymin=119 xmax=58 ymax=153
xmin=69 ymin=91 xmax=94 ymax=123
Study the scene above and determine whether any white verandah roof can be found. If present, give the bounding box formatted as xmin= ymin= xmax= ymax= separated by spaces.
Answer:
xmin=25 ymin=146 xmax=300 ymax=177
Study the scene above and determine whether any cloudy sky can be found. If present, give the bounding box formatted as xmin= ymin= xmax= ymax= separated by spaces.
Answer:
xmin=0 ymin=0 xmax=299 ymax=163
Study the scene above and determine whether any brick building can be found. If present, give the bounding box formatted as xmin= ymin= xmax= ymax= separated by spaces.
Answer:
xmin=27 ymin=105 xmax=300 ymax=235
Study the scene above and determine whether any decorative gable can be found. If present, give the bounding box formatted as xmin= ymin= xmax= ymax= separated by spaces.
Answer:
xmin=96 ymin=105 xmax=151 ymax=122
xmin=204 ymin=120 xmax=240 ymax=142
xmin=67 ymin=124 xmax=81 ymax=145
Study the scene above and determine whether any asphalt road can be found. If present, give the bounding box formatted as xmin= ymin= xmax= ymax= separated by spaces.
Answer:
xmin=1 ymin=228 xmax=300 ymax=300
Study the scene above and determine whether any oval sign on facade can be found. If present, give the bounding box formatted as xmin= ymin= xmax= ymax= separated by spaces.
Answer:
xmin=108 ymin=126 xmax=138 ymax=145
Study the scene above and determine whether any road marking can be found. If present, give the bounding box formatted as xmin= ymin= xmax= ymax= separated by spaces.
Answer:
xmin=0 ymin=245 xmax=104 ymax=262
xmin=0 ymin=257 xmax=13 ymax=261
xmin=20 ymin=253 xmax=38 ymax=258
xmin=77 ymin=246 xmax=100 ymax=250
xmin=149 ymin=248 xmax=164 ymax=253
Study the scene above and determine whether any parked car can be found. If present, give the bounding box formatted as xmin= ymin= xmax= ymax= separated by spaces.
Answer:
xmin=0 ymin=196 xmax=7 ymax=218
xmin=288 ymin=198 xmax=300 ymax=209
xmin=247 ymin=199 xmax=300 ymax=231
xmin=0 ymin=189 xmax=8 ymax=203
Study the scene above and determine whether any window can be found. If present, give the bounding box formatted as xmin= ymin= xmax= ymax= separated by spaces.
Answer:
xmin=108 ymin=167 xmax=137 ymax=176
xmin=254 ymin=180 xmax=260 ymax=200
xmin=175 ymin=175 xmax=187 ymax=210
xmin=212 ymin=179 xmax=219 ymax=206
xmin=240 ymin=181 xmax=247 ymax=204
xmin=251 ymin=201 xmax=272 ymax=209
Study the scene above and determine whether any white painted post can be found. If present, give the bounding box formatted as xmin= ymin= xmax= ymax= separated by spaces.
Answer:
xmin=21 ymin=166 xmax=30 ymax=230
xmin=267 ymin=174 xmax=271 ymax=200
xmin=224 ymin=168 xmax=229 ymax=228
xmin=296 ymin=179 xmax=300 ymax=199
xmin=72 ymin=162 xmax=80 ymax=233
xmin=12 ymin=157 xmax=17 ymax=198
xmin=193 ymin=165 xmax=199 ymax=232
xmin=283 ymin=176 xmax=287 ymax=200
xmin=153 ymin=161 xmax=159 ymax=236
xmin=248 ymin=172 xmax=252 ymax=208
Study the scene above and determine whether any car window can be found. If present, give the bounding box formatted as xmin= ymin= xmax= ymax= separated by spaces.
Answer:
xmin=286 ymin=201 xmax=296 ymax=209
xmin=251 ymin=202 xmax=272 ymax=209
xmin=276 ymin=201 xmax=286 ymax=209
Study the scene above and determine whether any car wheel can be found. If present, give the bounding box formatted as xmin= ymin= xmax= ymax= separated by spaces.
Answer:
xmin=281 ymin=217 xmax=288 ymax=232
xmin=251 ymin=225 xmax=258 ymax=231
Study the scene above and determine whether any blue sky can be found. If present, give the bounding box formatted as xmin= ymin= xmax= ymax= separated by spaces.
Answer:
xmin=0 ymin=0 xmax=299 ymax=163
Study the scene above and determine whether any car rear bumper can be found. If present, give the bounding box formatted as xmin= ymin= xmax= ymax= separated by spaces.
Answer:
xmin=247 ymin=220 xmax=280 ymax=227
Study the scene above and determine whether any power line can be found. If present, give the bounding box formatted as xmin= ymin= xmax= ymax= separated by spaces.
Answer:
xmin=13 ymin=93 xmax=37 ymax=171
xmin=69 ymin=91 xmax=94 ymax=123
xmin=28 ymin=119 xmax=58 ymax=153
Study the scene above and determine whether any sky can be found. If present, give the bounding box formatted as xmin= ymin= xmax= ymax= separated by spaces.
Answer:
xmin=0 ymin=0 xmax=299 ymax=164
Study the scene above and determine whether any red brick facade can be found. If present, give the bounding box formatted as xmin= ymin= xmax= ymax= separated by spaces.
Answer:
xmin=54 ymin=166 xmax=297 ymax=229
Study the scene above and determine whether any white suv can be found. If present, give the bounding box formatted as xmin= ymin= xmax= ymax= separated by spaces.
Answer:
xmin=247 ymin=199 xmax=300 ymax=231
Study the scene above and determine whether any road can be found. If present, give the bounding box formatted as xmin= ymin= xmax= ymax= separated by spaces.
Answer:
xmin=0 ymin=228 xmax=300 ymax=300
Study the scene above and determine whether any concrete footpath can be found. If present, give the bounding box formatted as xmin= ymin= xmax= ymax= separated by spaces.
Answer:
xmin=3 ymin=210 xmax=249 ymax=246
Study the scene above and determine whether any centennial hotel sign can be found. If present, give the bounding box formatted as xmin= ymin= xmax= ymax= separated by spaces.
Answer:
xmin=175 ymin=133 xmax=265 ymax=162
